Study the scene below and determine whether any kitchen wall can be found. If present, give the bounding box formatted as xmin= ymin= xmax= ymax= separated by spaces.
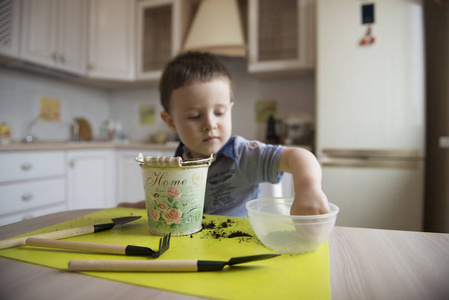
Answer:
xmin=0 ymin=57 xmax=315 ymax=142
xmin=0 ymin=67 xmax=110 ymax=141
xmin=110 ymin=57 xmax=315 ymax=142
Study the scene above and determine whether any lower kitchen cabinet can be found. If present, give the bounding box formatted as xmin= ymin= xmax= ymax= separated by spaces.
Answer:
xmin=0 ymin=151 xmax=67 ymax=226
xmin=116 ymin=149 xmax=174 ymax=205
xmin=67 ymin=149 xmax=116 ymax=209
xmin=117 ymin=150 xmax=146 ymax=205
xmin=0 ymin=146 xmax=176 ymax=225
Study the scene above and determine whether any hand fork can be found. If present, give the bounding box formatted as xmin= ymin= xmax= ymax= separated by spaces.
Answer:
xmin=149 ymin=233 xmax=171 ymax=258
xmin=25 ymin=233 xmax=171 ymax=258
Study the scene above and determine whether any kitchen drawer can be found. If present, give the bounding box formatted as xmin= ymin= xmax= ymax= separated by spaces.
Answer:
xmin=0 ymin=151 xmax=65 ymax=183
xmin=0 ymin=203 xmax=67 ymax=226
xmin=0 ymin=178 xmax=66 ymax=215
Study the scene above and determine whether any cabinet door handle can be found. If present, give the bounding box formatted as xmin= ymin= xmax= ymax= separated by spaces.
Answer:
xmin=69 ymin=159 xmax=75 ymax=168
xmin=22 ymin=193 xmax=33 ymax=201
xmin=51 ymin=51 xmax=58 ymax=61
xmin=59 ymin=54 xmax=66 ymax=63
xmin=21 ymin=162 xmax=32 ymax=171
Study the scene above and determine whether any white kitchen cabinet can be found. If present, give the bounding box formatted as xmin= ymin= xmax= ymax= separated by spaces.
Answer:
xmin=117 ymin=149 xmax=175 ymax=204
xmin=136 ymin=0 xmax=196 ymax=80
xmin=0 ymin=151 xmax=67 ymax=226
xmin=20 ymin=0 xmax=88 ymax=75
xmin=260 ymin=173 xmax=294 ymax=198
xmin=247 ymin=0 xmax=315 ymax=77
xmin=117 ymin=150 xmax=150 ymax=204
xmin=67 ymin=149 xmax=116 ymax=209
xmin=0 ymin=0 xmax=21 ymax=58
xmin=0 ymin=203 xmax=68 ymax=226
xmin=87 ymin=0 xmax=136 ymax=80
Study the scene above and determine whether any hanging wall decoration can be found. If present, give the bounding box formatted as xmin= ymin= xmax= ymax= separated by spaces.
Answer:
xmin=360 ymin=3 xmax=376 ymax=46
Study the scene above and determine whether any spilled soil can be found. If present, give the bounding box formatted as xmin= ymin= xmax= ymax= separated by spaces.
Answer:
xmin=190 ymin=218 xmax=261 ymax=245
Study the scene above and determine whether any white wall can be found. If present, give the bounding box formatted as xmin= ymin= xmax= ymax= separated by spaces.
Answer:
xmin=110 ymin=57 xmax=315 ymax=142
xmin=0 ymin=57 xmax=315 ymax=142
xmin=0 ymin=68 xmax=110 ymax=141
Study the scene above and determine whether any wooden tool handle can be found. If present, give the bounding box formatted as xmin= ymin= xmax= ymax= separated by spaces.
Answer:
xmin=0 ymin=225 xmax=95 ymax=250
xmin=68 ymin=259 xmax=198 ymax=272
xmin=26 ymin=238 xmax=127 ymax=255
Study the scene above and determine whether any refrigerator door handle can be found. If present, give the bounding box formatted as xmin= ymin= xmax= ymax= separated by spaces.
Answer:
xmin=321 ymin=158 xmax=420 ymax=169
xmin=321 ymin=149 xmax=422 ymax=159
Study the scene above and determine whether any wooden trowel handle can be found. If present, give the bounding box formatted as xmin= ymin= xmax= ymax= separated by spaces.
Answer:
xmin=0 ymin=225 xmax=95 ymax=250
xmin=68 ymin=259 xmax=199 ymax=272
xmin=26 ymin=238 xmax=127 ymax=255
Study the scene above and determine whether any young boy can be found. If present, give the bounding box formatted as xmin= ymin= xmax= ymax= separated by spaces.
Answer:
xmin=118 ymin=51 xmax=329 ymax=217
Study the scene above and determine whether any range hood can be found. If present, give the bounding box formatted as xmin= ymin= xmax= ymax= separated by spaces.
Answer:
xmin=183 ymin=0 xmax=246 ymax=57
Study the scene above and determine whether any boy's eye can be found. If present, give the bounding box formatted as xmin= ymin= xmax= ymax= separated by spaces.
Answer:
xmin=214 ymin=108 xmax=227 ymax=116
xmin=187 ymin=114 xmax=200 ymax=119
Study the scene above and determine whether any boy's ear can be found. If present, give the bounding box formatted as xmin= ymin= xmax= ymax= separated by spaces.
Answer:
xmin=160 ymin=111 xmax=177 ymax=132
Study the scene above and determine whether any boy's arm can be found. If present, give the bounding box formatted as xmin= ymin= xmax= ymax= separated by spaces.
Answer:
xmin=278 ymin=147 xmax=330 ymax=215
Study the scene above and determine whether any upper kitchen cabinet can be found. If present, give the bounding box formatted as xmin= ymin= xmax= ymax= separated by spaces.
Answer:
xmin=136 ymin=0 xmax=196 ymax=80
xmin=20 ymin=0 xmax=88 ymax=75
xmin=0 ymin=0 xmax=21 ymax=59
xmin=88 ymin=0 xmax=136 ymax=80
xmin=247 ymin=0 xmax=315 ymax=77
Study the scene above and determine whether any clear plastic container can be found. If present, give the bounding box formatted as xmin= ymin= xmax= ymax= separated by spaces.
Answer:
xmin=246 ymin=197 xmax=339 ymax=254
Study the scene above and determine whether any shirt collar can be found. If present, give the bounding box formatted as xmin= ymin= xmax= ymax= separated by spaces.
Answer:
xmin=217 ymin=136 xmax=235 ymax=160
xmin=174 ymin=136 xmax=236 ymax=161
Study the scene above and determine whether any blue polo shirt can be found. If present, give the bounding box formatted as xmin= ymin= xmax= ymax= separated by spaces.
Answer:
xmin=174 ymin=135 xmax=285 ymax=217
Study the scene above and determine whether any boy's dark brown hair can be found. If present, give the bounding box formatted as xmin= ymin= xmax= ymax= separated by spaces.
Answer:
xmin=159 ymin=51 xmax=232 ymax=112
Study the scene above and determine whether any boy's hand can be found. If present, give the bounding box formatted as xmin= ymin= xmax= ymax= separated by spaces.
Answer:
xmin=290 ymin=186 xmax=330 ymax=215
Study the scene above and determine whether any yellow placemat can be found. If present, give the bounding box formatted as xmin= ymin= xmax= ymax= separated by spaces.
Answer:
xmin=0 ymin=208 xmax=331 ymax=300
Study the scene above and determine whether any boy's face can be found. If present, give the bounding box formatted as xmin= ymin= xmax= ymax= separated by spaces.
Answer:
xmin=161 ymin=79 xmax=233 ymax=158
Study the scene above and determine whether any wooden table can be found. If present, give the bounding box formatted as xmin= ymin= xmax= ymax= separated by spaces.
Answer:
xmin=0 ymin=210 xmax=448 ymax=300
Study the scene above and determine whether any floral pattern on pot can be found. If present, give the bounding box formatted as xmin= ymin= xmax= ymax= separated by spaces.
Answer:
xmin=142 ymin=168 xmax=208 ymax=236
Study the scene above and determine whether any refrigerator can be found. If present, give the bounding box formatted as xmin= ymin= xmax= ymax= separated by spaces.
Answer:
xmin=316 ymin=0 xmax=425 ymax=230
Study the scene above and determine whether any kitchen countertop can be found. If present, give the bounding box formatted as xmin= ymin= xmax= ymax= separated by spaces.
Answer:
xmin=0 ymin=141 xmax=179 ymax=152
xmin=0 ymin=141 xmax=313 ymax=152
xmin=0 ymin=210 xmax=448 ymax=300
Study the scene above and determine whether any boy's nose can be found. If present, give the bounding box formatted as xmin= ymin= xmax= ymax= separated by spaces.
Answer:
xmin=203 ymin=114 xmax=217 ymax=131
